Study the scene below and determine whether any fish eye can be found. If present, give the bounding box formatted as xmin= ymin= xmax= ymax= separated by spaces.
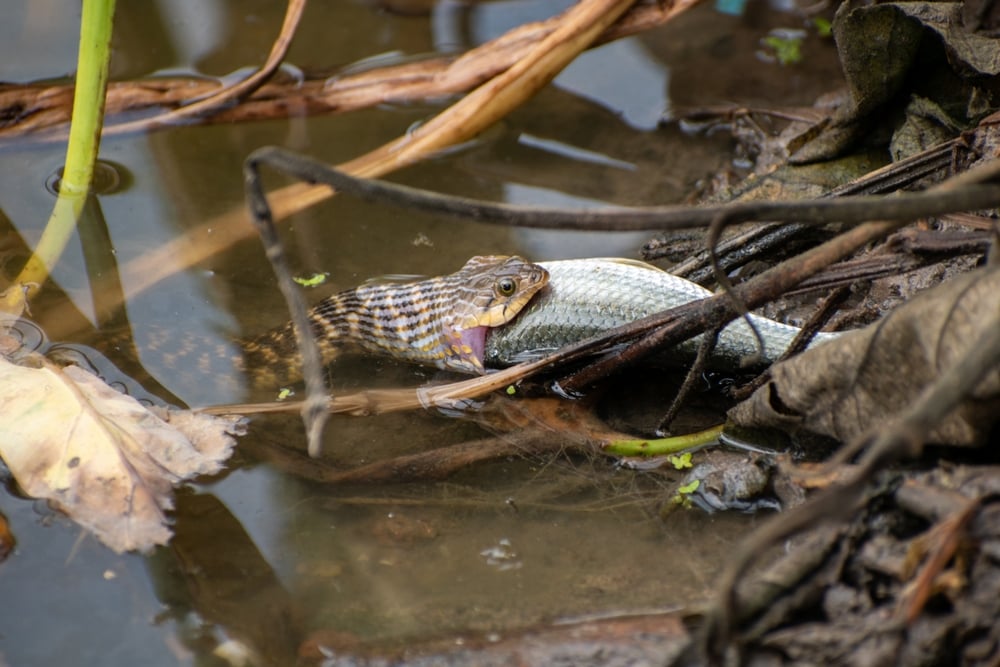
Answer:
xmin=496 ymin=277 xmax=517 ymax=296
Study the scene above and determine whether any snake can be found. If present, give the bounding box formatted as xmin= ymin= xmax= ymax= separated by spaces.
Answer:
xmin=70 ymin=255 xmax=837 ymax=394
xmin=234 ymin=255 xmax=839 ymax=387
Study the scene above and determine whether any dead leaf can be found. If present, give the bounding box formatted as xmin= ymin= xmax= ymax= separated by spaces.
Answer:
xmin=729 ymin=265 xmax=1000 ymax=446
xmin=793 ymin=2 xmax=997 ymax=162
xmin=0 ymin=358 xmax=240 ymax=553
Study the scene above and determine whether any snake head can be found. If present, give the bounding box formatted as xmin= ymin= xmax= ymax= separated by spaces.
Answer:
xmin=440 ymin=255 xmax=548 ymax=374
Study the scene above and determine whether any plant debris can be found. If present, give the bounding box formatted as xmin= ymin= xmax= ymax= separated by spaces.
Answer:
xmin=729 ymin=264 xmax=1000 ymax=446
xmin=0 ymin=356 xmax=241 ymax=553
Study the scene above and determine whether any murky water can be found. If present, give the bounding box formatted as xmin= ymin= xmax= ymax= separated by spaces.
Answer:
xmin=0 ymin=1 xmax=840 ymax=664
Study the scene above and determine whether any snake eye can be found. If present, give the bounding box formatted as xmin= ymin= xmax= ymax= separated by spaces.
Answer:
xmin=496 ymin=277 xmax=517 ymax=296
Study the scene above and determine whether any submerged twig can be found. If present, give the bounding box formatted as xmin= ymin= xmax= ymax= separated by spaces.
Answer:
xmin=243 ymin=152 xmax=329 ymax=458
xmin=248 ymin=434 xmax=547 ymax=484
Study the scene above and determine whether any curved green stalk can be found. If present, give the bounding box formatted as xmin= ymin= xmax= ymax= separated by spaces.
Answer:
xmin=605 ymin=424 xmax=725 ymax=457
xmin=17 ymin=0 xmax=116 ymax=292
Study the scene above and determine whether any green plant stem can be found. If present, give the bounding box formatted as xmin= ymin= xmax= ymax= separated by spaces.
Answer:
xmin=17 ymin=0 xmax=116 ymax=293
xmin=604 ymin=424 xmax=725 ymax=457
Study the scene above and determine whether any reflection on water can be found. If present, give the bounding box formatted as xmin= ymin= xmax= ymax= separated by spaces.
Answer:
xmin=0 ymin=0 xmax=841 ymax=663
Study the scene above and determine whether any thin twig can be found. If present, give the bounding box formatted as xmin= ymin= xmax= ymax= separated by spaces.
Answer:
xmin=243 ymin=151 xmax=329 ymax=458
xmin=697 ymin=159 xmax=1000 ymax=375
xmin=247 ymin=147 xmax=1000 ymax=232
xmin=106 ymin=0 xmax=306 ymax=137
xmin=557 ymin=219 xmax=905 ymax=392
xmin=655 ymin=324 xmax=719 ymax=436
xmin=730 ymin=285 xmax=850 ymax=402
xmin=896 ymin=497 xmax=980 ymax=624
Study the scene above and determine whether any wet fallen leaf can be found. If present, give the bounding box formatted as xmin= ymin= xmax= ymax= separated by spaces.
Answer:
xmin=729 ymin=265 xmax=1000 ymax=446
xmin=0 ymin=357 xmax=241 ymax=553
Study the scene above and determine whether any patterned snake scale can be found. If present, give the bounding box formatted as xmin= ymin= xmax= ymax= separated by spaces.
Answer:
xmin=235 ymin=255 xmax=548 ymax=388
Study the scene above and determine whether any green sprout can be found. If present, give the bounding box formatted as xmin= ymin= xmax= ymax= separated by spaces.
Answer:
xmin=678 ymin=479 xmax=700 ymax=494
xmin=668 ymin=452 xmax=693 ymax=470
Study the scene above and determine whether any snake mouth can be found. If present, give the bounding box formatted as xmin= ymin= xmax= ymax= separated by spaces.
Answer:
xmin=459 ymin=326 xmax=487 ymax=367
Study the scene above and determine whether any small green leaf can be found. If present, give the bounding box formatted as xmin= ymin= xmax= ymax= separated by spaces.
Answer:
xmin=505 ymin=385 xmax=517 ymax=396
xmin=678 ymin=479 xmax=701 ymax=495
xmin=668 ymin=452 xmax=693 ymax=470
xmin=293 ymin=272 xmax=329 ymax=287
xmin=669 ymin=480 xmax=701 ymax=509
xmin=277 ymin=387 xmax=294 ymax=400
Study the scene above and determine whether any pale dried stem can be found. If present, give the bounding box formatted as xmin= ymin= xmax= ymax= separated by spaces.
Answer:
xmin=0 ymin=2 xmax=682 ymax=142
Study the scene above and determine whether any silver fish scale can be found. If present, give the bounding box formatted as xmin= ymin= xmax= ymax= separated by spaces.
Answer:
xmin=483 ymin=258 xmax=840 ymax=368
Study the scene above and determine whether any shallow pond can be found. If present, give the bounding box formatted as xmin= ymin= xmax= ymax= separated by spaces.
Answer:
xmin=0 ymin=1 xmax=841 ymax=664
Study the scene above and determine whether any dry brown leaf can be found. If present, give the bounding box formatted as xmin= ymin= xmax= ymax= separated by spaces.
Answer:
xmin=0 ymin=358 xmax=241 ymax=553
xmin=729 ymin=265 xmax=1000 ymax=446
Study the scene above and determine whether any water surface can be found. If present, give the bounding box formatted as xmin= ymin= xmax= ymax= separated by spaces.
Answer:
xmin=0 ymin=1 xmax=841 ymax=664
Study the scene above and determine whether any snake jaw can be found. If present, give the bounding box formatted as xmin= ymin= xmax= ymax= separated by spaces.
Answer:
xmin=437 ymin=257 xmax=547 ymax=374
xmin=438 ymin=325 xmax=487 ymax=374
xmin=459 ymin=326 xmax=487 ymax=369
